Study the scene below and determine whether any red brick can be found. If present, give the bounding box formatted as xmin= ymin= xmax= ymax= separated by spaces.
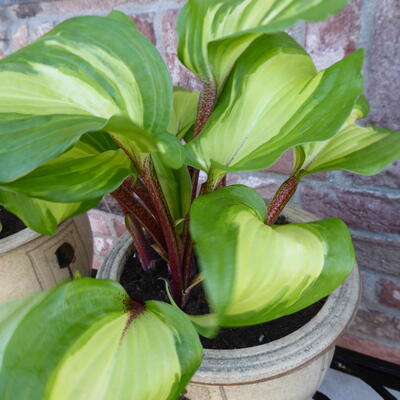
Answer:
xmin=305 ymin=0 xmax=362 ymax=70
xmin=378 ymin=279 xmax=400 ymax=309
xmin=352 ymin=236 xmax=400 ymax=277
xmin=161 ymin=9 xmax=201 ymax=91
xmin=299 ymin=183 xmax=400 ymax=234
xmin=130 ymin=14 xmax=156 ymax=44
xmin=92 ymin=255 xmax=104 ymax=270
xmin=12 ymin=3 xmax=43 ymax=19
xmin=267 ymin=151 xmax=293 ymax=175
xmin=265 ymin=151 xmax=329 ymax=180
xmin=113 ymin=217 xmax=127 ymax=237
xmin=9 ymin=0 xmax=129 ymax=19
xmin=94 ymin=236 xmax=114 ymax=257
xmin=366 ymin=0 xmax=400 ymax=130
xmin=345 ymin=161 xmax=400 ymax=190
xmin=9 ymin=24 xmax=28 ymax=52
xmin=95 ymin=197 xmax=111 ymax=213
xmin=227 ymin=173 xmax=281 ymax=201
xmin=337 ymin=333 xmax=400 ymax=364
xmin=88 ymin=210 xmax=111 ymax=235
xmin=104 ymin=194 xmax=124 ymax=216
xmin=30 ymin=22 xmax=54 ymax=41
xmin=349 ymin=308 xmax=400 ymax=343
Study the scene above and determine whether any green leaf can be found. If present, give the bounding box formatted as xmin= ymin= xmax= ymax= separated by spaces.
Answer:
xmin=0 ymin=190 xmax=99 ymax=235
xmin=190 ymin=185 xmax=355 ymax=327
xmin=167 ymin=87 xmax=200 ymax=140
xmin=152 ymin=154 xmax=192 ymax=223
xmin=185 ymin=34 xmax=364 ymax=179
xmin=178 ymin=0 xmax=348 ymax=88
xmin=294 ymin=99 xmax=400 ymax=176
xmin=0 ymin=114 xmax=108 ymax=182
xmin=154 ymin=131 xmax=185 ymax=170
xmin=0 ymin=279 xmax=202 ymax=400
xmin=0 ymin=12 xmax=172 ymax=181
xmin=0 ymin=142 xmax=136 ymax=203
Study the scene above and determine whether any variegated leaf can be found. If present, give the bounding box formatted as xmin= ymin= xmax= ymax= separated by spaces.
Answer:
xmin=0 ymin=11 xmax=172 ymax=183
xmin=190 ymin=185 xmax=355 ymax=327
xmin=294 ymin=98 xmax=400 ymax=176
xmin=0 ymin=279 xmax=202 ymax=400
xmin=185 ymin=34 xmax=364 ymax=182
xmin=178 ymin=0 xmax=348 ymax=88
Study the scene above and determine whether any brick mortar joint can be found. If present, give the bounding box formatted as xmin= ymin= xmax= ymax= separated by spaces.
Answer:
xmin=2 ymin=2 xmax=182 ymax=26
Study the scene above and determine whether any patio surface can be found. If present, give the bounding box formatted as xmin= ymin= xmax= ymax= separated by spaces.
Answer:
xmin=313 ymin=368 xmax=400 ymax=399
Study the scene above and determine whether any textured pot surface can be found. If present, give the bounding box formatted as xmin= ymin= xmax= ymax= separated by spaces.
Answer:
xmin=98 ymin=205 xmax=360 ymax=400
xmin=0 ymin=214 xmax=93 ymax=304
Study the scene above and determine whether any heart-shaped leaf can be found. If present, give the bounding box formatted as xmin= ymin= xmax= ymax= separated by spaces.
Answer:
xmin=0 ymin=11 xmax=172 ymax=182
xmin=0 ymin=279 xmax=202 ymax=400
xmin=190 ymin=185 xmax=355 ymax=327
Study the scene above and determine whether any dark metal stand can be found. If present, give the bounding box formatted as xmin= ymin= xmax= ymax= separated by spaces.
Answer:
xmin=313 ymin=347 xmax=400 ymax=400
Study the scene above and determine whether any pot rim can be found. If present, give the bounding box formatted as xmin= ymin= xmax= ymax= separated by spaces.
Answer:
xmin=0 ymin=217 xmax=82 ymax=255
xmin=97 ymin=205 xmax=360 ymax=386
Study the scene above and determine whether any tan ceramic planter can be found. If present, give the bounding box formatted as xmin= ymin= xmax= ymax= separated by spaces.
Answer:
xmin=97 ymin=205 xmax=360 ymax=400
xmin=0 ymin=214 xmax=93 ymax=304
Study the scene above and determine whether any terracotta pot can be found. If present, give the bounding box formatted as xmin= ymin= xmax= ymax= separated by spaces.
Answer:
xmin=0 ymin=214 xmax=93 ymax=304
xmin=97 ymin=205 xmax=360 ymax=400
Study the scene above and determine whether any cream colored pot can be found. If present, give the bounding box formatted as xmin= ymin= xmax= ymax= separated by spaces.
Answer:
xmin=97 ymin=205 xmax=360 ymax=400
xmin=0 ymin=214 xmax=93 ymax=304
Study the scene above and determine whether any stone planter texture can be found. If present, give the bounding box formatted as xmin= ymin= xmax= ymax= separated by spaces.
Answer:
xmin=0 ymin=214 xmax=93 ymax=304
xmin=97 ymin=205 xmax=360 ymax=400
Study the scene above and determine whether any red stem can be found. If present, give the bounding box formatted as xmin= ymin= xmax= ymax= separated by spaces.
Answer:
xmin=182 ymin=81 xmax=218 ymax=289
xmin=132 ymin=178 xmax=158 ymax=217
xmin=140 ymin=157 xmax=183 ymax=303
xmin=125 ymin=215 xmax=155 ymax=271
xmin=267 ymin=175 xmax=299 ymax=225
xmin=112 ymin=186 xmax=166 ymax=252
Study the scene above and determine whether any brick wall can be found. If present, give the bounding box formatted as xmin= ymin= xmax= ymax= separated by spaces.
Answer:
xmin=1 ymin=0 xmax=399 ymax=363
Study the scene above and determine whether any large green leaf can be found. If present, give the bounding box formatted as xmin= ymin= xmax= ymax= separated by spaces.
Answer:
xmin=178 ymin=0 xmax=348 ymax=88
xmin=0 ymin=278 xmax=202 ymax=400
xmin=0 ymin=190 xmax=99 ymax=235
xmin=0 ymin=11 xmax=172 ymax=182
xmin=190 ymin=185 xmax=355 ymax=327
xmin=0 ymin=114 xmax=108 ymax=183
xmin=0 ymin=141 xmax=136 ymax=203
xmin=185 ymin=34 xmax=364 ymax=181
xmin=294 ymin=99 xmax=400 ymax=176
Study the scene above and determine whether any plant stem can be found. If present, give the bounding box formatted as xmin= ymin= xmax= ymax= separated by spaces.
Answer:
xmin=192 ymin=82 xmax=218 ymax=139
xmin=182 ymin=81 xmax=218 ymax=289
xmin=139 ymin=156 xmax=183 ymax=303
xmin=267 ymin=175 xmax=300 ymax=225
xmin=125 ymin=215 xmax=156 ymax=271
xmin=132 ymin=178 xmax=158 ymax=217
xmin=111 ymin=186 xmax=166 ymax=253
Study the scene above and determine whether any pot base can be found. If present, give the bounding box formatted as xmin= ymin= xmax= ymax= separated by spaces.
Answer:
xmin=185 ymin=348 xmax=334 ymax=400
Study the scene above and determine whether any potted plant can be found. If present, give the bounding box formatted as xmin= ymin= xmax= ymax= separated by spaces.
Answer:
xmin=0 ymin=1 xmax=399 ymax=399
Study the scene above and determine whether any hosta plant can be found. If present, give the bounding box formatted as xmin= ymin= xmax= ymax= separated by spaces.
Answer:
xmin=1 ymin=1 xmax=400 ymax=399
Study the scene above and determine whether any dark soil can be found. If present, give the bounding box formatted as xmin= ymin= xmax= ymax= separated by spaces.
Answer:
xmin=0 ymin=206 xmax=25 ymax=239
xmin=120 ymin=249 xmax=325 ymax=350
